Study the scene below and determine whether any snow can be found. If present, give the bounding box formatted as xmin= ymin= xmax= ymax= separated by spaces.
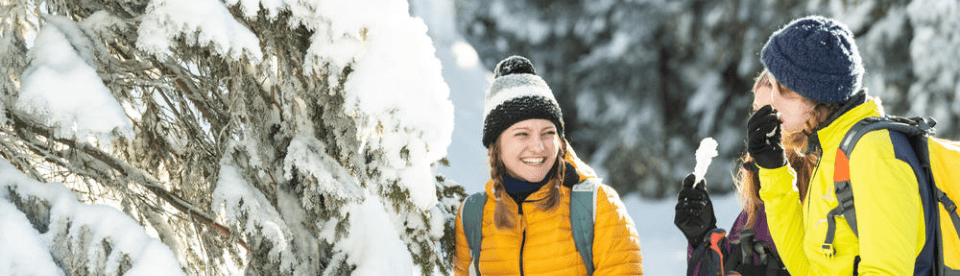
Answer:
xmin=339 ymin=193 xmax=416 ymax=276
xmin=283 ymin=135 xmax=363 ymax=200
xmin=686 ymin=72 xmax=724 ymax=137
xmin=345 ymin=12 xmax=454 ymax=210
xmin=906 ymin=0 xmax=960 ymax=130
xmin=17 ymin=15 xmax=133 ymax=142
xmin=0 ymin=200 xmax=64 ymax=276
xmin=213 ymin=162 xmax=293 ymax=269
xmin=227 ymin=0 xmax=284 ymax=19
xmin=0 ymin=160 xmax=185 ymax=275
xmin=693 ymin=137 xmax=719 ymax=187
xmin=450 ymin=41 xmax=481 ymax=68
xmin=488 ymin=1 xmax=552 ymax=44
xmin=410 ymin=0 xmax=492 ymax=192
xmin=137 ymin=0 xmax=262 ymax=60
xmin=256 ymin=0 xmax=454 ymax=212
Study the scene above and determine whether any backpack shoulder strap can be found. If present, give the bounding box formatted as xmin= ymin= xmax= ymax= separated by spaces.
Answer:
xmin=462 ymin=180 xmax=602 ymax=276
xmin=461 ymin=192 xmax=487 ymax=275
xmin=937 ymin=187 xmax=960 ymax=242
xmin=928 ymin=138 xmax=960 ymax=275
xmin=828 ymin=116 xmax=960 ymax=275
xmin=571 ymin=178 xmax=600 ymax=275
xmin=823 ymin=116 xmax=928 ymax=256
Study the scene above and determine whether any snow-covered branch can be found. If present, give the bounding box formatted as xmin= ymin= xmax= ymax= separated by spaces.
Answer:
xmin=0 ymin=0 xmax=461 ymax=275
xmin=1 ymin=159 xmax=185 ymax=275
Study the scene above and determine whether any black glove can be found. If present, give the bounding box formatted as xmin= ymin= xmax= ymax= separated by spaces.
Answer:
xmin=675 ymin=173 xmax=717 ymax=247
xmin=747 ymin=105 xmax=786 ymax=169
xmin=736 ymin=228 xmax=787 ymax=276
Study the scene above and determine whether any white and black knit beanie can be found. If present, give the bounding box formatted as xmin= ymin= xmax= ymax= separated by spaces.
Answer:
xmin=482 ymin=56 xmax=564 ymax=148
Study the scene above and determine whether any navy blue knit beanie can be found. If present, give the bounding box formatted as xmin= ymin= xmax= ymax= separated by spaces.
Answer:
xmin=761 ymin=15 xmax=864 ymax=104
xmin=482 ymin=56 xmax=564 ymax=148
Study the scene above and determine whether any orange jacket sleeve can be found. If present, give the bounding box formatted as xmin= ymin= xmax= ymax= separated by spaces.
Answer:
xmin=592 ymin=184 xmax=644 ymax=275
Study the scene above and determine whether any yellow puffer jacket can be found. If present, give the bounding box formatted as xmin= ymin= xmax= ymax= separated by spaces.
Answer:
xmin=758 ymin=98 xmax=925 ymax=275
xmin=452 ymin=153 xmax=643 ymax=276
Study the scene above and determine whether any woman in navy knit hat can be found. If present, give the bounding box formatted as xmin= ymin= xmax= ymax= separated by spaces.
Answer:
xmin=747 ymin=15 xmax=928 ymax=275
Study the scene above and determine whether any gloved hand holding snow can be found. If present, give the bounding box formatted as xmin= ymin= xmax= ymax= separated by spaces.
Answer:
xmin=693 ymin=137 xmax=718 ymax=188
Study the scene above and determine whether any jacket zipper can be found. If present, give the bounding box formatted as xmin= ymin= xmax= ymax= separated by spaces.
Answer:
xmin=807 ymin=156 xmax=821 ymax=217
xmin=520 ymin=229 xmax=526 ymax=276
xmin=519 ymin=203 xmax=526 ymax=276
xmin=807 ymin=134 xmax=824 ymax=215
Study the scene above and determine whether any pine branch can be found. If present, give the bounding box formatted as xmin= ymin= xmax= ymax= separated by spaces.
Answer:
xmin=4 ymin=108 xmax=250 ymax=252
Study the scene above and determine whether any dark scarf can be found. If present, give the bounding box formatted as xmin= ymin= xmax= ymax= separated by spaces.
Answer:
xmin=502 ymin=161 xmax=581 ymax=205
xmin=503 ymin=170 xmax=554 ymax=204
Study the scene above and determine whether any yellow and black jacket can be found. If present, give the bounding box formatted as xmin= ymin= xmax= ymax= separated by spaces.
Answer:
xmin=759 ymin=98 xmax=926 ymax=275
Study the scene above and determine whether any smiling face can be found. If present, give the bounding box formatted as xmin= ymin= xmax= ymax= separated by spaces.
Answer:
xmin=494 ymin=119 xmax=560 ymax=183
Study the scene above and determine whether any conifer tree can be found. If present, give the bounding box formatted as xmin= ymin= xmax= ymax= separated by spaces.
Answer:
xmin=0 ymin=0 xmax=463 ymax=274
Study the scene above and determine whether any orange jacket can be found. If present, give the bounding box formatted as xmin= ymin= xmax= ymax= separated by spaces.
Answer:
xmin=453 ymin=154 xmax=643 ymax=275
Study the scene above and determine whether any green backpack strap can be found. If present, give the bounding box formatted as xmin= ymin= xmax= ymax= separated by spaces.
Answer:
xmin=462 ymin=192 xmax=486 ymax=275
xmin=571 ymin=178 xmax=600 ymax=275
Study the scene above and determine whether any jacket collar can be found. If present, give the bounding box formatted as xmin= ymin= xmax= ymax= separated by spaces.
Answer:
xmin=812 ymin=97 xmax=885 ymax=152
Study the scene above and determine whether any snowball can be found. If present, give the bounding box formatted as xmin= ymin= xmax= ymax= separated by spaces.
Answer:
xmin=693 ymin=137 xmax=718 ymax=187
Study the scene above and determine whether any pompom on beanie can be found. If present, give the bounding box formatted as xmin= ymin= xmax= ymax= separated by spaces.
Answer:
xmin=761 ymin=15 xmax=864 ymax=104
xmin=482 ymin=56 xmax=564 ymax=148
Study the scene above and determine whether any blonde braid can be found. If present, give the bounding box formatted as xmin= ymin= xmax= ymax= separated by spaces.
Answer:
xmin=489 ymin=142 xmax=515 ymax=229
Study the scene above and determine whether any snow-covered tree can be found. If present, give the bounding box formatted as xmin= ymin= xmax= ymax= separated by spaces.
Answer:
xmin=1 ymin=160 xmax=185 ymax=276
xmin=0 ymin=0 xmax=463 ymax=275
xmin=455 ymin=0 xmax=960 ymax=198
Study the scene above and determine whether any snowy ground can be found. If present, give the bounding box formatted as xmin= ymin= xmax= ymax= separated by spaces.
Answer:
xmin=411 ymin=1 xmax=746 ymax=275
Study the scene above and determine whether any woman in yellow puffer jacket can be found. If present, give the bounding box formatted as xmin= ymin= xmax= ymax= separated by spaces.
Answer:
xmin=452 ymin=56 xmax=643 ymax=276
xmin=747 ymin=16 xmax=927 ymax=275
